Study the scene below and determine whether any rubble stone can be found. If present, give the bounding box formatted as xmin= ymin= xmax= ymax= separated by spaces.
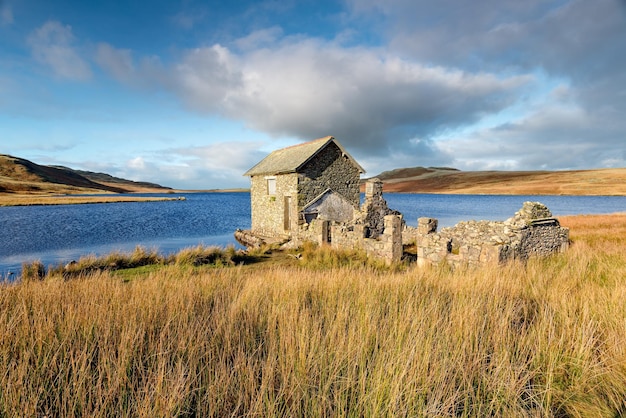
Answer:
xmin=412 ymin=201 xmax=569 ymax=268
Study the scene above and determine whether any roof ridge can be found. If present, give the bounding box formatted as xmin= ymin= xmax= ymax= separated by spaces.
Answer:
xmin=280 ymin=136 xmax=333 ymax=151
xmin=243 ymin=135 xmax=364 ymax=177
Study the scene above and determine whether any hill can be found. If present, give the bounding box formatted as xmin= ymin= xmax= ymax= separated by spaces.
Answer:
xmin=0 ymin=154 xmax=171 ymax=195
xmin=367 ymin=166 xmax=626 ymax=195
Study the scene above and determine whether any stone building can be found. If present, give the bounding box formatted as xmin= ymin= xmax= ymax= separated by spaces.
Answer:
xmin=242 ymin=136 xmax=365 ymax=239
xmin=237 ymin=137 xmax=569 ymax=266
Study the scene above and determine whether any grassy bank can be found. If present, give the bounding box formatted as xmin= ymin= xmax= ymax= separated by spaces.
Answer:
xmin=0 ymin=194 xmax=184 ymax=206
xmin=1 ymin=215 xmax=625 ymax=416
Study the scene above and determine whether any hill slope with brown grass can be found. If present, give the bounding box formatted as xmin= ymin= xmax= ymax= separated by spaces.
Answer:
xmin=0 ymin=154 xmax=171 ymax=195
xmin=369 ymin=166 xmax=626 ymax=195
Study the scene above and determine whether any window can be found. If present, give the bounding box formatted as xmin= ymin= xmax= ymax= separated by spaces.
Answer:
xmin=266 ymin=177 xmax=276 ymax=195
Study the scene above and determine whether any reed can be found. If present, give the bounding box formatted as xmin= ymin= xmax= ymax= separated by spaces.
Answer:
xmin=0 ymin=214 xmax=624 ymax=417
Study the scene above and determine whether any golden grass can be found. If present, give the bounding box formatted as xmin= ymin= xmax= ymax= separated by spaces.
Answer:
xmin=0 ymin=194 xmax=183 ymax=206
xmin=1 ymin=214 xmax=625 ymax=416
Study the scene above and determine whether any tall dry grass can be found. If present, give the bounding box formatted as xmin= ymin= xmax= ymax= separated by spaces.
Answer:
xmin=0 ymin=214 xmax=625 ymax=417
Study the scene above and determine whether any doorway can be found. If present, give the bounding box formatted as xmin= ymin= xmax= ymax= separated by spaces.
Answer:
xmin=284 ymin=196 xmax=292 ymax=231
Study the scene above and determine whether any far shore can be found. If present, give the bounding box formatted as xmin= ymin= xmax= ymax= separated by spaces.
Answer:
xmin=172 ymin=188 xmax=250 ymax=193
xmin=0 ymin=194 xmax=186 ymax=207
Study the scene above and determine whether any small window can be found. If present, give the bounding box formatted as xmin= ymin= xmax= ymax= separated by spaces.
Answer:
xmin=266 ymin=177 xmax=276 ymax=195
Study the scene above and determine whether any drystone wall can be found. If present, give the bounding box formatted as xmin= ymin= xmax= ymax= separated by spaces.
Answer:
xmin=414 ymin=201 xmax=569 ymax=268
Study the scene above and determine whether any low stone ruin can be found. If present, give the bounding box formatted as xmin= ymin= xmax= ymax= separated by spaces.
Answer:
xmin=414 ymin=201 xmax=570 ymax=268
xmin=292 ymin=178 xmax=403 ymax=263
xmin=236 ymin=179 xmax=569 ymax=267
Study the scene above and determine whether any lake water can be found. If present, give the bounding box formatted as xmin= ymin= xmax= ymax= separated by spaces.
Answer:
xmin=1 ymin=192 xmax=625 ymax=276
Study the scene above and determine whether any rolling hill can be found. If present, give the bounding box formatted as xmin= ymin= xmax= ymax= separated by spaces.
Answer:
xmin=368 ymin=166 xmax=626 ymax=196
xmin=3 ymin=153 xmax=624 ymax=196
xmin=0 ymin=154 xmax=171 ymax=195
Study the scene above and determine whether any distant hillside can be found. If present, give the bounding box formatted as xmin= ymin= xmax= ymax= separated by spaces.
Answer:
xmin=366 ymin=166 xmax=626 ymax=196
xmin=374 ymin=166 xmax=460 ymax=181
xmin=0 ymin=154 xmax=171 ymax=195
xmin=73 ymin=169 xmax=170 ymax=193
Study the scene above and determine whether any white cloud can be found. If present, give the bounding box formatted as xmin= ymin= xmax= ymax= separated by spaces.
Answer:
xmin=168 ymin=38 xmax=529 ymax=158
xmin=173 ymin=45 xmax=243 ymax=112
xmin=27 ymin=21 xmax=92 ymax=81
xmin=333 ymin=0 xmax=626 ymax=172
xmin=98 ymin=142 xmax=269 ymax=189
xmin=127 ymin=156 xmax=146 ymax=170
xmin=1 ymin=3 xmax=13 ymax=26
xmin=437 ymin=100 xmax=626 ymax=171
xmin=171 ymin=142 xmax=267 ymax=173
xmin=95 ymin=43 xmax=135 ymax=82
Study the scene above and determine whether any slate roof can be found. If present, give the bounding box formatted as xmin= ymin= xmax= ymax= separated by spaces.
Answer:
xmin=243 ymin=136 xmax=365 ymax=176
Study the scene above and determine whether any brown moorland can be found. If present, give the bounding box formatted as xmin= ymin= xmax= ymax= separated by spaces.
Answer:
xmin=368 ymin=166 xmax=626 ymax=195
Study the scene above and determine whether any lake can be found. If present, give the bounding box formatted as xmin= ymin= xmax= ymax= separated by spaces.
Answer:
xmin=1 ymin=192 xmax=625 ymax=276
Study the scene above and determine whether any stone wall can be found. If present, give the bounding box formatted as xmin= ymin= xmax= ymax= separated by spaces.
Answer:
xmin=414 ymin=202 xmax=569 ymax=268
xmin=249 ymin=173 xmax=298 ymax=237
xmin=296 ymin=214 xmax=404 ymax=264
xmin=289 ymin=179 xmax=404 ymax=264
xmin=297 ymin=142 xmax=361 ymax=209
xmin=360 ymin=178 xmax=402 ymax=238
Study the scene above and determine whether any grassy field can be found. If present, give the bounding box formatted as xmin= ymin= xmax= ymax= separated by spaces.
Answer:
xmin=0 ymin=194 xmax=185 ymax=206
xmin=1 ymin=214 xmax=625 ymax=417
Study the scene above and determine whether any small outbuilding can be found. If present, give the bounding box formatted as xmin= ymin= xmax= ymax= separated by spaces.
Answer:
xmin=243 ymin=136 xmax=365 ymax=239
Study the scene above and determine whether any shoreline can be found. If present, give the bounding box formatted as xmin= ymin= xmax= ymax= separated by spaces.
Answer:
xmin=0 ymin=195 xmax=186 ymax=207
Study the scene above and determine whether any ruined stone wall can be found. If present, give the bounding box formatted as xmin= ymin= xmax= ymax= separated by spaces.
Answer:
xmin=515 ymin=222 xmax=570 ymax=259
xmin=415 ymin=202 xmax=569 ymax=268
xmin=297 ymin=142 xmax=361 ymax=209
xmin=287 ymin=179 xmax=404 ymax=263
xmin=250 ymin=173 xmax=298 ymax=237
xmin=292 ymin=213 xmax=403 ymax=264
xmin=329 ymin=215 xmax=403 ymax=264
xmin=416 ymin=219 xmax=511 ymax=267
xmin=360 ymin=178 xmax=402 ymax=239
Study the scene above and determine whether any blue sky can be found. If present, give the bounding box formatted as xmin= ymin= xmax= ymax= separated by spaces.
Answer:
xmin=1 ymin=0 xmax=625 ymax=189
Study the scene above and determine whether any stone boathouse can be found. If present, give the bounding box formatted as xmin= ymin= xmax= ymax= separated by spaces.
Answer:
xmin=241 ymin=136 xmax=365 ymax=239
xmin=236 ymin=136 xmax=569 ymax=266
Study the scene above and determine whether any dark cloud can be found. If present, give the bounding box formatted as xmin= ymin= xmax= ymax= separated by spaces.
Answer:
xmin=344 ymin=0 xmax=626 ymax=171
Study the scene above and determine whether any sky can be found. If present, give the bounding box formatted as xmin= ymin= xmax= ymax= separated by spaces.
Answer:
xmin=1 ymin=0 xmax=625 ymax=190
